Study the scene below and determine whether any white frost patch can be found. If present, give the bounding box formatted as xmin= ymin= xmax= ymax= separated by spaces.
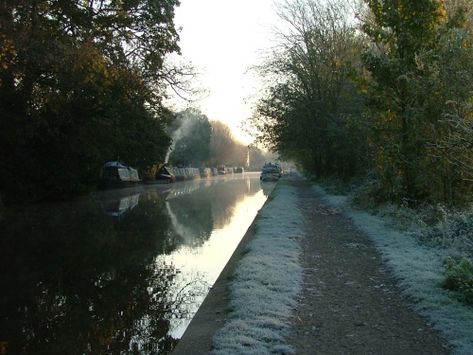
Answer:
xmin=314 ymin=186 xmax=473 ymax=355
xmin=212 ymin=181 xmax=304 ymax=354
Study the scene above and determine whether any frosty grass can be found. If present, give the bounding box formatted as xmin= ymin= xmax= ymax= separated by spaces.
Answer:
xmin=212 ymin=181 xmax=303 ymax=354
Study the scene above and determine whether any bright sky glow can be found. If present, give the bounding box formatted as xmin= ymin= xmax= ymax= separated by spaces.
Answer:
xmin=172 ymin=0 xmax=280 ymax=144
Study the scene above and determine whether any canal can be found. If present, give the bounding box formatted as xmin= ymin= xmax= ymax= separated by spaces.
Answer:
xmin=0 ymin=173 xmax=274 ymax=354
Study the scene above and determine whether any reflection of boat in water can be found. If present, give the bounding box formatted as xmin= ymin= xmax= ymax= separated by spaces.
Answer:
xmin=163 ymin=182 xmax=202 ymax=200
xmin=101 ymin=193 xmax=140 ymax=218
xmin=260 ymin=180 xmax=277 ymax=196
xmin=99 ymin=161 xmax=140 ymax=189
xmin=260 ymin=163 xmax=282 ymax=182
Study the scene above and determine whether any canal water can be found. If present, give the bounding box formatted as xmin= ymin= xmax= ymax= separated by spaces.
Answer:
xmin=0 ymin=173 xmax=275 ymax=354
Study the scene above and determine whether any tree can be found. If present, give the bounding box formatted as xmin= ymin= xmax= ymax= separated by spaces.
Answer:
xmin=166 ymin=110 xmax=254 ymax=168
xmin=414 ymin=4 xmax=473 ymax=204
xmin=209 ymin=121 xmax=247 ymax=167
xmin=361 ymin=0 xmax=447 ymax=203
xmin=0 ymin=0 xmax=183 ymax=201
xmin=361 ymin=0 xmax=473 ymax=205
xmin=168 ymin=108 xmax=212 ymax=167
xmin=251 ymin=0 xmax=368 ymax=179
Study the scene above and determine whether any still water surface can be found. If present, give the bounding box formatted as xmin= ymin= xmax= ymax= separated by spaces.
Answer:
xmin=0 ymin=173 xmax=274 ymax=354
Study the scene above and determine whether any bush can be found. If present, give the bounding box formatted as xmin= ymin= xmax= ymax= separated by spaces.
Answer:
xmin=419 ymin=207 xmax=473 ymax=255
xmin=442 ymin=257 xmax=473 ymax=305
xmin=351 ymin=174 xmax=385 ymax=211
xmin=315 ymin=176 xmax=355 ymax=195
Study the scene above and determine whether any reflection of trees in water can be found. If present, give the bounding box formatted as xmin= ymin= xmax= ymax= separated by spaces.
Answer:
xmin=165 ymin=176 xmax=261 ymax=246
xmin=0 ymin=195 xmax=202 ymax=354
xmin=126 ymin=259 xmax=209 ymax=354
xmin=0 ymin=175 xmax=263 ymax=354
xmin=209 ymin=177 xmax=261 ymax=229
xmin=166 ymin=196 xmax=213 ymax=248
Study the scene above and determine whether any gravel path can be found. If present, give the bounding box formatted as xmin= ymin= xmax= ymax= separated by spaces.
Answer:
xmin=286 ymin=180 xmax=451 ymax=354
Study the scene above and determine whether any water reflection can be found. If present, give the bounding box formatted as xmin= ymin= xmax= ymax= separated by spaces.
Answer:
xmin=101 ymin=193 xmax=141 ymax=218
xmin=0 ymin=173 xmax=270 ymax=354
xmin=260 ymin=181 xmax=277 ymax=197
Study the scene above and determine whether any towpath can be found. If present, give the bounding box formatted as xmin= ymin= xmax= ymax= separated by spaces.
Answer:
xmin=175 ymin=178 xmax=452 ymax=354
xmin=285 ymin=180 xmax=450 ymax=354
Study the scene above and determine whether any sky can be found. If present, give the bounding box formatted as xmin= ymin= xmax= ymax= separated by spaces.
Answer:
xmin=170 ymin=0 xmax=281 ymax=144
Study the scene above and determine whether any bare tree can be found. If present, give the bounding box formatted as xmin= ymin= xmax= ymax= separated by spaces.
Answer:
xmin=250 ymin=0 xmax=367 ymax=177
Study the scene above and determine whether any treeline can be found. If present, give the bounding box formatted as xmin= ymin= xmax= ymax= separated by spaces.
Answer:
xmin=0 ymin=0 xmax=182 ymax=202
xmin=168 ymin=108 xmax=271 ymax=169
xmin=253 ymin=0 xmax=473 ymax=206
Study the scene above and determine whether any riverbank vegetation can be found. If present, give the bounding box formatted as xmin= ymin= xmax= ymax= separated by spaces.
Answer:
xmin=253 ymin=0 xmax=473 ymax=207
xmin=0 ymin=0 xmax=185 ymax=202
xmin=0 ymin=1 xmax=271 ymax=204
xmin=252 ymin=0 xmax=473 ymax=304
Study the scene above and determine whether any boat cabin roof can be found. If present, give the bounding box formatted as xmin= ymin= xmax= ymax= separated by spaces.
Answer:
xmin=103 ymin=161 xmax=128 ymax=169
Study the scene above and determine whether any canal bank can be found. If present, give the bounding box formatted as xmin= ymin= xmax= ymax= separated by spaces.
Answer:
xmin=171 ymin=209 xmax=260 ymax=355
xmin=174 ymin=177 xmax=304 ymax=354
xmin=173 ymin=177 xmax=473 ymax=354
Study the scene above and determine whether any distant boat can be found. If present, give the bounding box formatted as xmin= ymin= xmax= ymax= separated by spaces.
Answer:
xmin=260 ymin=163 xmax=282 ymax=182
xmin=217 ymin=165 xmax=226 ymax=175
xmin=155 ymin=163 xmax=176 ymax=183
xmin=98 ymin=161 xmax=140 ymax=189
xmin=200 ymin=167 xmax=212 ymax=178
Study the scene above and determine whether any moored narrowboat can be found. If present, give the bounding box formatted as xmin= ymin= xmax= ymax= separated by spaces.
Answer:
xmin=155 ymin=163 xmax=176 ymax=183
xmin=217 ymin=165 xmax=226 ymax=175
xmin=99 ymin=161 xmax=140 ymax=189
xmin=260 ymin=162 xmax=282 ymax=182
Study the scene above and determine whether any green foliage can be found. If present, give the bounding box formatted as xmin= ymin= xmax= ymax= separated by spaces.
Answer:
xmin=361 ymin=0 xmax=447 ymax=204
xmin=0 ymin=0 xmax=180 ymax=201
xmin=350 ymin=174 xmax=386 ymax=210
xmin=360 ymin=0 xmax=473 ymax=206
xmin=443 ymin=257 xmax=473 ymax=305
xmin=417 ymin=27 xmax=473 ymax=204
xmin=363 ymin=0 xmax=446 ymax=66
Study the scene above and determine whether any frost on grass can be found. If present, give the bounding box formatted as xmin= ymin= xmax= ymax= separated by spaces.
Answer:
xmin=212 ymin=181 xmax=303 ymax=355
xmin=314 ymin=186 xmax=473 ymax=355
xmin=418 ymin=206 xmax=473 ymax=256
